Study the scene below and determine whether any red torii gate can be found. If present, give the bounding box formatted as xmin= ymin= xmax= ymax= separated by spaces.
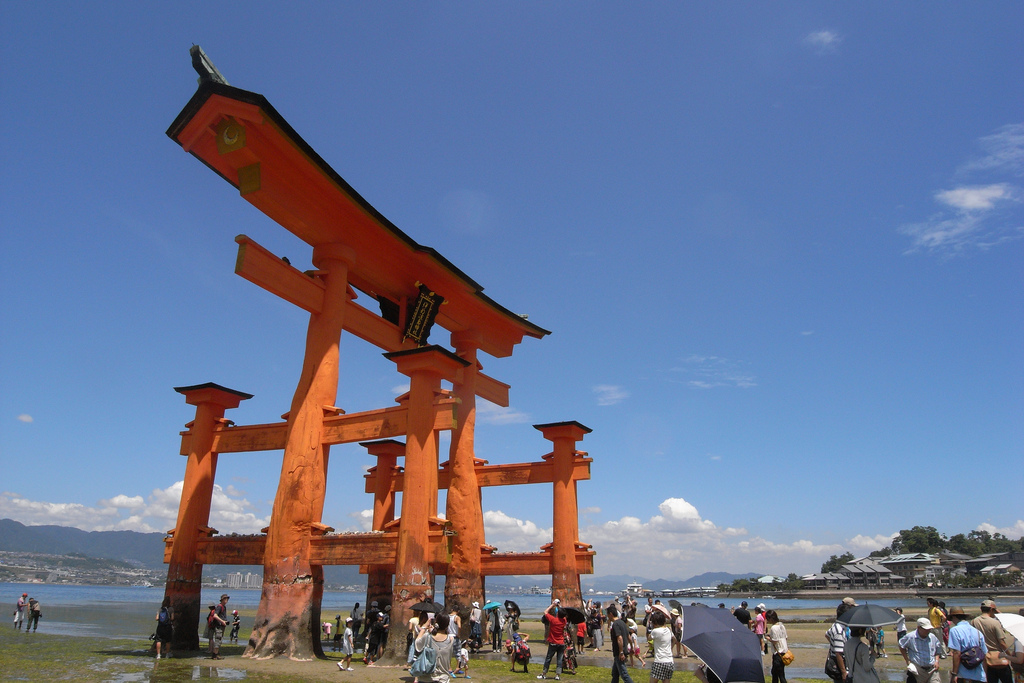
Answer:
xmin=163 ymin=74 xmax=595 ymax=661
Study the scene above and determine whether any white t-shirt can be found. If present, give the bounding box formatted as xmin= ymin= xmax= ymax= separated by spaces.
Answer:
xmin=652 ymin=626 xmax=674 ymax=662
xmin=769 ymin=623 xmax=789 ymax=655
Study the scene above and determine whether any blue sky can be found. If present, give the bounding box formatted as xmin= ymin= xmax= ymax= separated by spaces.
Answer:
xmin=1 ymin=2 xmax=1021 ymax=580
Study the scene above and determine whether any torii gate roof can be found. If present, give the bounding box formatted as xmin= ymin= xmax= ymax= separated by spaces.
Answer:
xmin=167 ymin=81 xmax=549 ymax=358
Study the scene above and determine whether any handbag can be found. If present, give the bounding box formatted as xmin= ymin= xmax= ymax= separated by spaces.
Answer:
xmin=985 ymin=650 xmax=1009 ymax=667
xmin=825 ymin=652 xmax=842 ymax=680
xmin=409 ymin=636 xmax=438 ymax=677
xmin=781 ymin=650 xmax=795 ymax=666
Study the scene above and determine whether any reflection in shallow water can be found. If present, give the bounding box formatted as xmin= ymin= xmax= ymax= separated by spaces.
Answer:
xmin=111 ymin=664 xmax=248 ymax=682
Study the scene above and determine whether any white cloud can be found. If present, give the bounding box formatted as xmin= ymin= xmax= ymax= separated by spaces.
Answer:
xmin=476 ymin=400 xmax=531 ymax=426
xmin=348 ymin=509 xmax=374 ymax=532
xmin=671 ymin=355 xmax=756 ymax=389
xmin=935 ymin=184 xmax=1015 ymax=211
xmin=901 ymin=124 xmax=1024 ymax=255
xmin=846 ymin=533 xmax=897 ymax=552
xmin=0 ymin=482 xmax=269 ymax=535
xmin=593 ymin=385 xmax=629 ymax=406
xmin=960 ymin=123 xmax=1024 ymax=176
xmin=804 ymin=30 xmax=842 ymax=53
xmin=17 ymin=414 xmax=33 ymax=423
xmin=483 ymin=509 xmax=553 ymax=551
xmin=976 ymin=520 xmax=1024 ymax=540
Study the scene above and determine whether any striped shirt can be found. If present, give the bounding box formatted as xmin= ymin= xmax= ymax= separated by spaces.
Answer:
xmin=899 ymin=630 xmax=938 ymax=668
xmin=827 ymin=622 xmax=848 ymax=655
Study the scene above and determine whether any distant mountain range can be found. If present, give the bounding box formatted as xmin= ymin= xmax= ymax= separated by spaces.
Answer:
xmin=0 ymin=519 xmax=758 ymax=588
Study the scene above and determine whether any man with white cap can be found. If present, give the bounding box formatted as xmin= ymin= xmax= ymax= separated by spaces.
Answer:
xmin=899 ymin=618 xmax=941 ymax=683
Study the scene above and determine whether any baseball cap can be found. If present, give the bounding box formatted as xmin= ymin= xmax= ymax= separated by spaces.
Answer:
xmin=842 ymin=597 xmax=857 ymax=606
xmin=916 ymin=618 xmax=932 ymax=630
xmin=981 ymin=599 xmax=996 ymax=609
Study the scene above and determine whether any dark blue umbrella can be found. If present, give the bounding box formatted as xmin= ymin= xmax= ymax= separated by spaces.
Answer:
xmin=837 ymin=604 xmax=899 ymax=628
xmin=681 ymin=605 xmax=743 ymax=640
xmin=683 ymin=628 xmax=766 ymax=683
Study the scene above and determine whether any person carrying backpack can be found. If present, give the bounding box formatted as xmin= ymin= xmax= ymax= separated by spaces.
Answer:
xmin=949 ymin=606 xmax=988 ymax=683
xmin=207 ymin=594 xmax=229 ymax=659
xmin=154 ymin=596 xmax=173 ymax=659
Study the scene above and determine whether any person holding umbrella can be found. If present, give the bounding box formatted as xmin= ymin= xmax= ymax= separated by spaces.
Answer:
xmin=766 ymin=610 xmax=790 ymax=683
xmin=899 ymin=618 xmax=941 ymax=683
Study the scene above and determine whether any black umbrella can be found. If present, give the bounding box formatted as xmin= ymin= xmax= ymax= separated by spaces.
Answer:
xmin=410 ymin=601 xmax=445 ymax=614
xmin=681 ymin=605 xmax=742 ymax=640
xmin=504 ymin=600 xmax=520 ymax=615
xmin=562 ymin=606 xmax=586 ymax=624
xmin=837 ymin=604 xmax=899 ymax=628
xmin=683 ymin=629 xmax=765 ymax=683
xmin=669 ymin=599 xmax=685 ymax=613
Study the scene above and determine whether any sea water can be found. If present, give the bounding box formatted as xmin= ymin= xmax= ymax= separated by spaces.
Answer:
xmin=3 ymin=580 xmax=965 ymax=640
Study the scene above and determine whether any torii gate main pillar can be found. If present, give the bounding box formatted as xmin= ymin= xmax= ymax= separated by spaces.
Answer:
xmin=383 ymin=346 xmax=469 ymax=662
xmin=247 ymin=244 xmax=354 ymax=661
xmin=444 ymin=330 xmax=486 ymax=629
xmin=165 ymin=383 xmax=251 ymax=651
xmin=536 ymin=421 xmax=591 ymax=606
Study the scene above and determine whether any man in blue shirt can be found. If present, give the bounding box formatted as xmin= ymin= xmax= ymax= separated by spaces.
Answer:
xmin=900 ymin=617 xmax=941 ymax=683
xmin=948 ymin=607 xmax=986 ymax=683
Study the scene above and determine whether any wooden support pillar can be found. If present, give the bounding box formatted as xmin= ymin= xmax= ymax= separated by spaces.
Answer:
xmin=444 ymin=330 xmax=486 ymax=633
xmin=247 ymin=243 xmax=354 ymax=661
xmin=165 ymin=382 xmax=251 ymax=651
xmin=536 ymin=421 xmax=591 ymax=607
xmin=362 ymin=439 xmax=404 ymax=609
xmin=382 ymin=346 xmax=468 ymax=663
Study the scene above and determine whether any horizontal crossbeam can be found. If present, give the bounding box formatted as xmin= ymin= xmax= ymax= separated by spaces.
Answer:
xmin=363 ymin=457 xmax=592 ymax=493
xmin=179 ymin=399 xmax=458 ymax=455
xmin=164 ymin=531 xmax=453 ymax=566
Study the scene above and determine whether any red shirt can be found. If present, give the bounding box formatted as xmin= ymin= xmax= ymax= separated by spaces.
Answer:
xmin=544 ymin=613 xmax=568 ymax=644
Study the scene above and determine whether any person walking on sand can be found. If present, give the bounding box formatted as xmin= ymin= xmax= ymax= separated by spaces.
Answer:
xmin=948 ymin=606 xmax=987 ymax=683
xmin=754 ymin=605 xmax=768 ymax=655
xmin=767 ymin=610 xmax=790 ymax=683
xmin=337 ymin=616 xmax=355 ymax=671
xmin=609 ymin=605 xmax=636 ymax=683
xmin=26 ymin=597 xmax=40 ymax=632
xmin=846 ymin=627 xmax=882 ymax=683
xmin=928 ymin=598 xmax=950 ymax=658
xmin=14 ymin=592 xmax=27 ymax=631
xmin=413 ymin=612 xmax=455 ymax=683
xmin=973 ymin=600 xmax=1012 ymax=683
xmin=208 ymin=594 xmax=229 ymax=659
xmin=826 ymin=601 xmax=853 ymax=683
xmin=155 ymin=596 xmax=174 ymax=659
xmin=649 ymin=609 xmax=677 ymax=683
xmin=899 ymin=617 xmax=941 ymax=683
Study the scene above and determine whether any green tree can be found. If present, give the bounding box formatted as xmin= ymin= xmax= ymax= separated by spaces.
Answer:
xmin=891 ymin=526 xmax=945 ymax=554
xmin=821 ymin=552 xmax=855 ymax=573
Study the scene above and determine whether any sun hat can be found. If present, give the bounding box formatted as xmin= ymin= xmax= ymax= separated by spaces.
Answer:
xmin=916 ymin=618 xmax=932 ymax=630
xmin=473 ymin=601 xmax=479 ymax=607
xmin=948 ymin=606 xmax=967 ymax=617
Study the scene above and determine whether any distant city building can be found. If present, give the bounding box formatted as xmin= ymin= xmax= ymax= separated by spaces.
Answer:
xmin=226 ymin=571 xmax=263 ymax=589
